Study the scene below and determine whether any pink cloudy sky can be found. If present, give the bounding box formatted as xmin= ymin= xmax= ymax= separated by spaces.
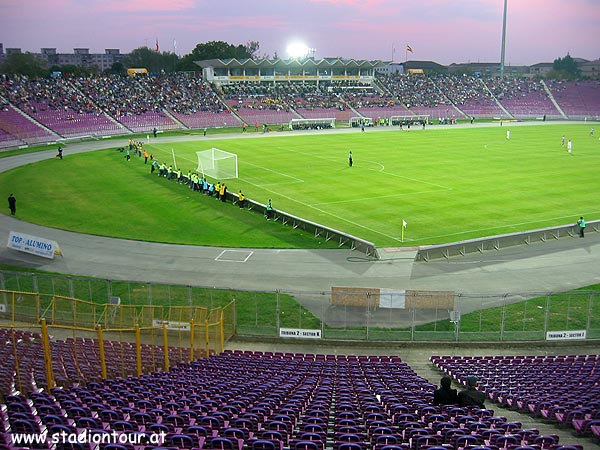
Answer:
xmin=1 ymin=0 xmax=598 ymax=65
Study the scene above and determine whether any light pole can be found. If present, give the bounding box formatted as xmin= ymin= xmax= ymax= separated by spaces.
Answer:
xmin=500 ymin=0 xmax=508 ymax=78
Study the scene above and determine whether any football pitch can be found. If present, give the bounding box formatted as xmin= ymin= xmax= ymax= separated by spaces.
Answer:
xmin=3 ymin=122 xmax=599 ymax=249
xmin=149 ymin=123 xmax=599 ymax=247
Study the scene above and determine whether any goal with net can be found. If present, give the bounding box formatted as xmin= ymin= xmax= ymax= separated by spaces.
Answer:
xmin=196 ymin=148 xmax=238 ymax=179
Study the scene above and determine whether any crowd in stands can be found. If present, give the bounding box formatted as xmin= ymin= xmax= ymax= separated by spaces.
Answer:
xmin=71 ymin=75 xmax=160 ymax=117
xmin=1 ymin=73 xmax=599 ymax=148
xmin=1 ymin=76 xmax=100 ymax=115
xmin=138 ymin=74 xmax=226 ymax=115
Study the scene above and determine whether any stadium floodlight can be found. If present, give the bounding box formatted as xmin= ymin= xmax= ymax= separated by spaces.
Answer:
xmin=286 ymin=41 xmax=310 ymax=59
xmin=196 ymin=148 xmax=238 ymax=180
xmin=500 ymin=0 xmax=508 ymax=78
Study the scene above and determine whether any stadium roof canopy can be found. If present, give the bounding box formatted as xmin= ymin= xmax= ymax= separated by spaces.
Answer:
xmin=194 ymin=57 xmax=383 ymax=70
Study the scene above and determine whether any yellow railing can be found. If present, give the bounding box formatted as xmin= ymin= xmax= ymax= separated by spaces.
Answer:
xmin=0 ymin=289 xmax=236 ymax=393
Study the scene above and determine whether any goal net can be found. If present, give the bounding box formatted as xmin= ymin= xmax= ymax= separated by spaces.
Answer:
xmin=196 ymin=148 xmax=238 ymax=179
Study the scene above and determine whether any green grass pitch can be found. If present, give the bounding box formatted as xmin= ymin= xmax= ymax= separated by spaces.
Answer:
xmin=2 ymin=123 xmax=599 ymax=249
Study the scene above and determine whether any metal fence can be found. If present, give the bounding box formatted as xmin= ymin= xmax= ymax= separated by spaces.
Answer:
xmin=0 ymin=280 xmax=234 ymax=395
xmin=1 ymin=270 xmax=598 ymax=343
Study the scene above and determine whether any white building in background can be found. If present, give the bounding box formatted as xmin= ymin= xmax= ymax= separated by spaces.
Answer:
xmin=374 ymin=62 xmax=404 ymax=76
xmin=0 ymin=44 xmax=125 ymax=71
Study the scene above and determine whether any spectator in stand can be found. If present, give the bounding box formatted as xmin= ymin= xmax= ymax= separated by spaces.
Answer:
xmin=433 ymin=376 xmax=458 ymax=406
xmin=457 ymin=376 xmax=485 ymax=408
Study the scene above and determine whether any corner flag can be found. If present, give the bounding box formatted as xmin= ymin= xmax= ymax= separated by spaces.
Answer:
xmin=402 ymin=220 xmax=407 ymax=242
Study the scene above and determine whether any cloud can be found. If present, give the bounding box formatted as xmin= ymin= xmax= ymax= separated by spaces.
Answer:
xmin=101 ymin=0 xmax=196 ymax=12
xmin=308 ymin=0 xmax=385 ymax=4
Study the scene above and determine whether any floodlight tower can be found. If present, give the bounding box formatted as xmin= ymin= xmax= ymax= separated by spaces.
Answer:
xmin=500 ymin=0 xmax=508 ymax=78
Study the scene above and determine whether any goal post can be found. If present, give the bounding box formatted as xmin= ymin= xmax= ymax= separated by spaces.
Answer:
xmin=196 ymin=148 xmax=238 ymax=179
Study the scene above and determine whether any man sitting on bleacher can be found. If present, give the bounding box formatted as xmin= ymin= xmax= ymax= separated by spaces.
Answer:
xmin=458 ymin=375 xmax=485 ymax=408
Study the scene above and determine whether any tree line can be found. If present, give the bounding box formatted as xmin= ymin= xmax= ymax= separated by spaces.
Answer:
xmin=0 ymin=43 xmax=587 ymax=80
xmin=0 ymin=40 xmax=259 ymax=78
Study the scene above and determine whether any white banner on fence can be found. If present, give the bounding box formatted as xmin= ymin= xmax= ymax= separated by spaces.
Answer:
xmin=546 ymin=330 xmax=586 ymax=341
xmin=280 ymin=328 xmax=322 ymax=339
xmin=7 ymin=231 xmax=61 ymax=259
xmin=379 ymin=290 xmax=406 ymax=309
xmin=152 ymin=319 xmax=190 ymax=331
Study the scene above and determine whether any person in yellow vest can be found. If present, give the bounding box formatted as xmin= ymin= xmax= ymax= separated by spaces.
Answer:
xmin=143 ymin=150 xmax=149 ymax=164
xmin=220 ymin=183 xmax=227 ymax=202
xmin=215 ymin=182 xmax=221 ymax=200
xmin=238 ymin=190 xmax=245 ymax=209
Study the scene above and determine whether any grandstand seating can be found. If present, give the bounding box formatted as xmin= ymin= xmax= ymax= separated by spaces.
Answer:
xmin=116 ymin=111 xmax=180 ymax=133
xmin=0 ymin=77 xmax=124 ymax=138
xmin=431 ymin=354 xmax=600 ymax=440
xmin=435 ymin=76 xmax=504 ymax=119
xmin=0 ymin=103 xmax=56 ymax=145
xmin=24 ymin=106 xmax=123 ymax=138
xmin=228 ymin=106 xmax=297 ymax=128
xmin=0 ymin=344 xmax=592 ymax=449
xmin=487 ymin=78 xmax=561 ymax=119
xmin=172 ymin=110 xmax=240 ymax=129
xmin=547 ymin=80 xmax=600 ymax=119
xmin=0 ymin=328 xmax=188 ymax=398
xmin=1 ymin=74 xmax=599 ymax=149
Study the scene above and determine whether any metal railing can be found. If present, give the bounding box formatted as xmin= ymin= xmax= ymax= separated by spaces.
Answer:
xmin=2 ymin=270 xmax=598 ymax=344
xmin=416 ymin=220 xmax=599 ymax=261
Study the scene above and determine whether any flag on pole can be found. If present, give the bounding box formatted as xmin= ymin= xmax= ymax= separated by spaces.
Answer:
xmin=401 ymin=219 xmax=407 ymax=242
xmin=155 ymin=38 xmax=159 ymax=53
xmin=402 ymin=220 xmax=408 ymax=228
xmin=406 ymin=44 xmax=413 ymax=53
